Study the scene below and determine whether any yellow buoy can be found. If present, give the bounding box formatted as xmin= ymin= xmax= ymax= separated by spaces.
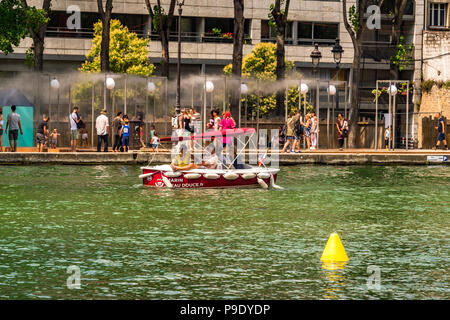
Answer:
xmin=320 ymin=232 xmax=349 ymax=262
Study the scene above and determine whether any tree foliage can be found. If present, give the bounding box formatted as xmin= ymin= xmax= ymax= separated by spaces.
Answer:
xmin=224 ymin=43 xmax=312 ymax=115
xmin=0 ymin=0 xmax=48 ymax=54
xmin=224 ymin=43 xmax=293 ymax=80
xmin=80 ymin=19 xmax=155 ymax=76
xmin=391 ymin=35 xmax=413 ymax=71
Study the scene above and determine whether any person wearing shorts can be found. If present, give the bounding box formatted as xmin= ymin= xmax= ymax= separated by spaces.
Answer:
xmin=282 ymin=112 xmax=300 ymax=153
xmin=121 ymin=118 xmax=130 ymax=152
xmin=434 ymin=113 xmax=448 ymax=150
xmin=6 ymin=105 xmax=23 ymax=152
xmin=69 ymin=107 xmax=81 ymax=152
xmin=36 ymin=115 xmax=49 ymax=152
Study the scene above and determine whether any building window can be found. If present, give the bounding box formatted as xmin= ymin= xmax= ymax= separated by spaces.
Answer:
xmin=298 ymin=22 xmax=338 ymax=45
xmin=261 ymin=20 xmax=293 ymax=44
xmin=203 ymin=18 xmax=251 ymax=43
xmin=429 ymin=2 xmax=448 ymax=27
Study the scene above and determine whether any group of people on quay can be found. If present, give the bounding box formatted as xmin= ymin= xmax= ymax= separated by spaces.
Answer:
xmin=280 ymin=111 xmax=349 ymax=152
xmin=70 ymin=107 xmax=160 ymax=153
xmin=0 ymin=105 xmax=447 ymax=153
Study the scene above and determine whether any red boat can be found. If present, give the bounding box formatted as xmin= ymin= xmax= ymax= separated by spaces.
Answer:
xmin=139 ymin=128 xmax=282 ymax=189
xmin=140 ymin=165 xmax=280 ymax=189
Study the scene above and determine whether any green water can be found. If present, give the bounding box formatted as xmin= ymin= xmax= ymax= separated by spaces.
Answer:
xmin=0 ymin=165 xmax=448 ymax=300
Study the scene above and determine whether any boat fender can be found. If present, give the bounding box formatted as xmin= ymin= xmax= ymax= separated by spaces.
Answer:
xmin=270 ymin=174 xmax=284 ymax=190
xmin=204 ymin=173 xmax=220 ymax=180
xmin=164 ymin=171 xmax=182 ymax=178
xmin=162 ymin=175 xmax=173 ymax=188
xmin=184 ymin=173 xmax=201 ymax=180
xmin=223 ymin=172 xmax=239 ymax=180
xmin=242 ymin=173 xmax=256 ymax=180
xmin=257 ymin=178 xmax=269 ymax=189
xmin=257 ymin=172 xmax=271 ymax=180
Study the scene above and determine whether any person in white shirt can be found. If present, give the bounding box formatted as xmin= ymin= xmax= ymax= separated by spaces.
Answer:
xmin=69 ymin=107 xmax=81 ymax=152
xmin=96 ymin=109 xmax=110 ymax=152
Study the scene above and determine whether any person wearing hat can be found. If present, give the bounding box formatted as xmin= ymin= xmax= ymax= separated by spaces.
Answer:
xmin=96 ymin=108 xmax=110 ymax=152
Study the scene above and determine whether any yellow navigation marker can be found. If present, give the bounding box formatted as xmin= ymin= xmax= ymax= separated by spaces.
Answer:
xmin=320 ymin=232 xmax=349 ymax=262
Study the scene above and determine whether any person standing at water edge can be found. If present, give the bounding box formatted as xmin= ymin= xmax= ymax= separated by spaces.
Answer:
xmin=385 ymin=127 xmax=391 ymax=151
xmin=96 ymin=109 xmax=110 ymax=152
xmin=69 ymin=107 xmax=81 ymax=152
xmin=336 ymin=113 xmax=348 ymax=151
xmin=112 ymin=111 xmax=123 ymax=152
xmin=121 ymin=118 xmax=130 ymax=152
xmin=36 ymin=115 xmax=49 ymax=152
xmin=0 ymin=109 xmax=4 ymax=152
xmin=434 ymin=113 xmax=448 ymax=150
xmin=310 ymin=111 xmax=318 ymax=150
xmin=281 ymin=112 xmax=299 ymax=153
xmin=5 ymin=105 xmax=23 ymax=152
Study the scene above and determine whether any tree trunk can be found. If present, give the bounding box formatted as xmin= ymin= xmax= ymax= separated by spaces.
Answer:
xmin=342 ymin=0 xmax=368 ymax=148
xmin=97 ymin=0 xmax=114 ymax=73
xmin=145 ymin=0 xmax=176 ymax=78
xmin=230 ymin=0 xmax=245 ymax=124
xmin=160 ymin=31 xmax=170 ymax=78
xmin=275 ymin=24 xmax=286 ymax=117
xmin=348 ymin=45 xmax=362 ymax=147
xmin=21 ymin=0 xmax=51 ymax=72
xmin=271 ymin=0 xmax=290 ymax=117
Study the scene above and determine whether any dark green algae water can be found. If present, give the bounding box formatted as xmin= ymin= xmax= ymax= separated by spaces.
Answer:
xmin=0 ymin=164 xmax=448 ymax=299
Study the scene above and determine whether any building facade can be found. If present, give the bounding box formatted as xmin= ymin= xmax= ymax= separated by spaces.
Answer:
xmin=0 ymin=0 xmax=449 ymax=147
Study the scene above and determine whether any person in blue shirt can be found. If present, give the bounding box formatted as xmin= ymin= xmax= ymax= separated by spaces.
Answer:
xmin=120 ymin=117 xmax=130 ymax=152
xmin=434 ymin=113 xmax=448 ymax=150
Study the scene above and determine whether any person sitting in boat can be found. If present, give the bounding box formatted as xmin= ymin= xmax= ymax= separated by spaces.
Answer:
xmin=201 ymin=145 xmax=218 ymax=170
xmin=170 ymin=144 xmax=198 ymax=172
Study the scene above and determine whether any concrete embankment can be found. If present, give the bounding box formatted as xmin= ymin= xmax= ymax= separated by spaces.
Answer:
xmin=0 ymin=151 xmax=448 ymax=165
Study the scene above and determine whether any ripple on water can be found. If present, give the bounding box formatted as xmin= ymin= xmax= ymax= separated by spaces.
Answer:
xmin=0 ymin=164 xmax=448 ymax=299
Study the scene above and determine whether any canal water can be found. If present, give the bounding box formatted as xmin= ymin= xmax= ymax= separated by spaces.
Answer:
xmin=0 ymin=165 xmax=448 ymax=299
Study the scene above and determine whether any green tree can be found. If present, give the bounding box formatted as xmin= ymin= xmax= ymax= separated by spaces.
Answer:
xmin=80 ymin=19 xmax=155 ymax=76
xmin=0 ymin=0 xmax=48 ymax=55
xmin=224 ymin=43 xmax=312 ymax=116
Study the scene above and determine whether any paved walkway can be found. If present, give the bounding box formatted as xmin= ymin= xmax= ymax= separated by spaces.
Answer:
xmin=0 ymin=149 xmax=448 ymax=165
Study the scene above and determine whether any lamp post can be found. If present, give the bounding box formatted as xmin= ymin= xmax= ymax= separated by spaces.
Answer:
xmin=310 ymin=43 xmax=321 ymax=149
xmin=310 ymin=42 xmax=322 ymax=74
xmin=175 ymin=0 xmax=185 ymax=116
xmin=331 ymin=38 xmax=343 ymax=107
xmin=387 ymin=84 xmax=398 ymax=151
xmin=241 ymin=83 xmax=248 ymax=128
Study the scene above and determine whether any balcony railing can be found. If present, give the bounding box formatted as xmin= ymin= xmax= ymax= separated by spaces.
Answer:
xmin=46 ymin=28 xmax=253 ymax=44
xmin=261 ymin=38 xmax=335 ymax=46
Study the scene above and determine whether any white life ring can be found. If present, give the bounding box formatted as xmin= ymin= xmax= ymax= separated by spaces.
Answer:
xmin=241 ymin=173 xmax=256 ymax=180
xmin=204 ymin=173 xmax=220 ymax=180
xmin=164 ymin=171 xmax=182 ymax=178
xmin=257 ymin=172 xmax=271 ymax=180
xmin=184 ymin=173 xmax=201 ymax=180
xmin=223 ymin=172 xmax=239 ymax=180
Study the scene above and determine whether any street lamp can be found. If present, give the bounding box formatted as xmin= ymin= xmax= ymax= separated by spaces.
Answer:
xmin=310 ymin=43 xmax=322 ymax=72
xmin=331 ymin=38 xmax=343 ymax=67
xmin=50 ymin=77 xmax=60 ymax=90
xmin=310 ymin=43 xmax=321 ymax=150
xmin=241 ymin=83 xmax=248 ymax=127
xmin=175 ymin=0 xmax=185 ymax=116
xmin=106 ymin=77 xmax=115 ymax=90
